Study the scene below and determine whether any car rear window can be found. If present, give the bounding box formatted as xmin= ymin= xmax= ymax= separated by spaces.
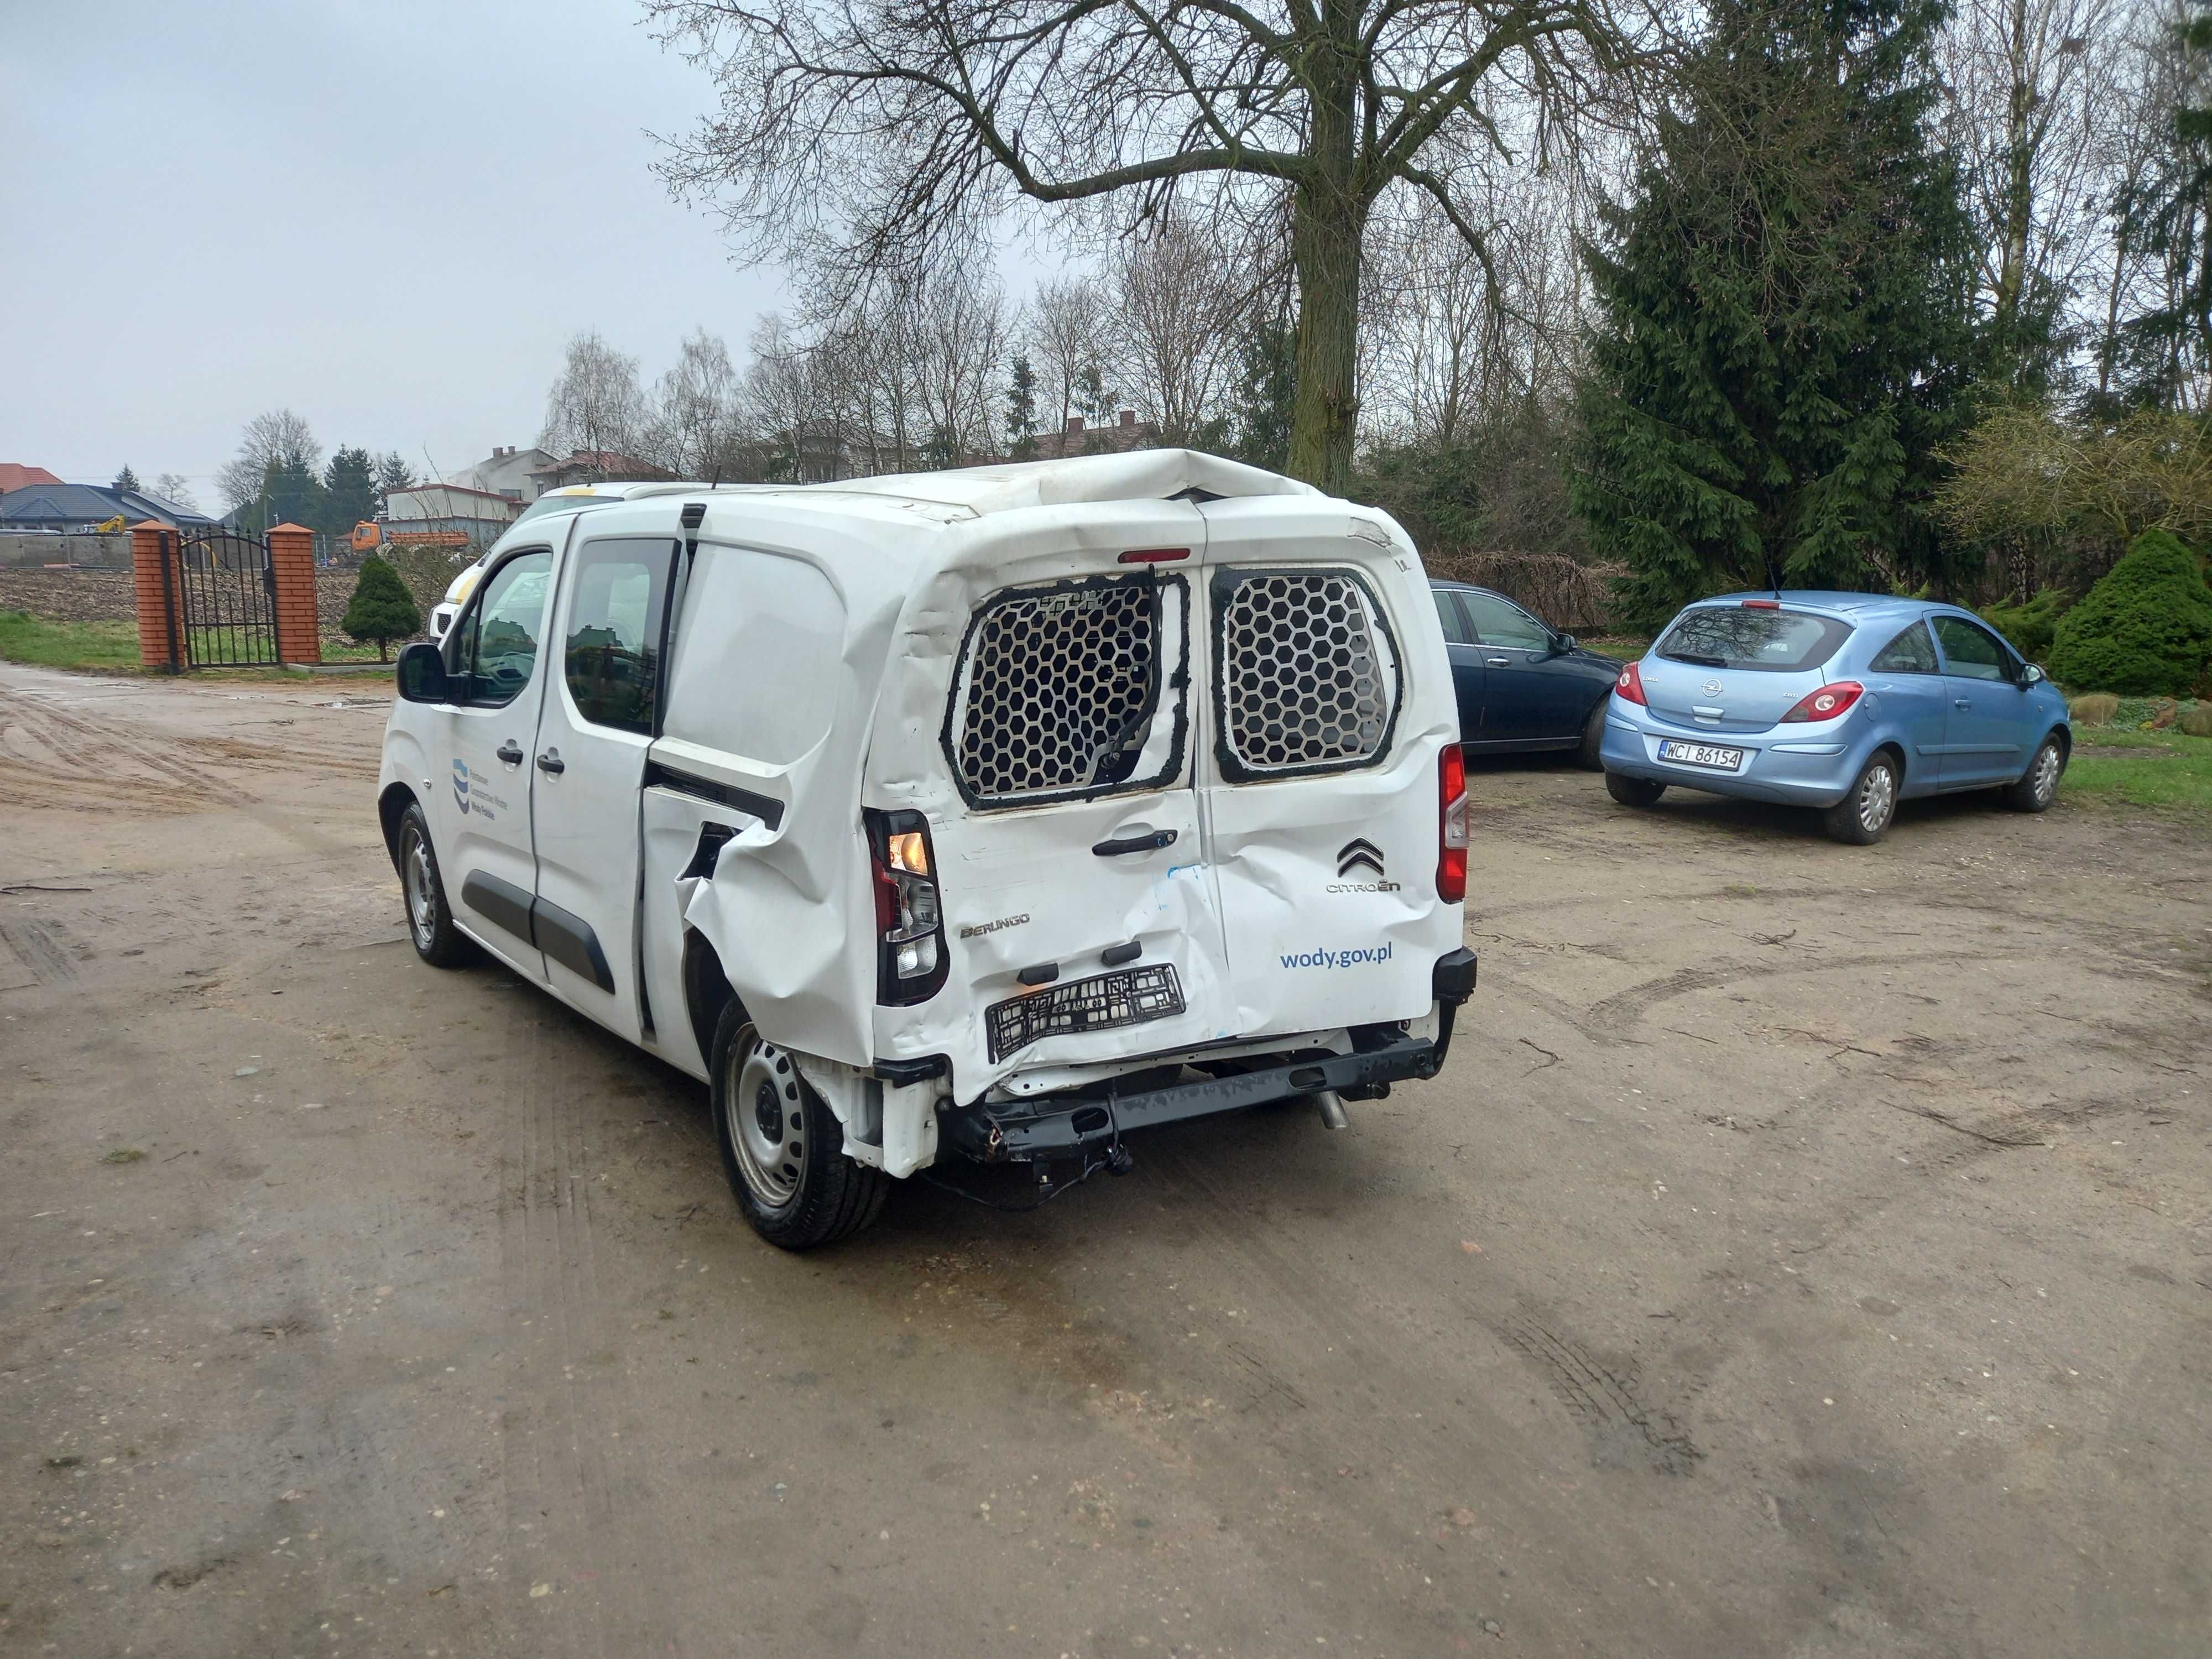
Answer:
xmin=1657 ymin=607 xmax=1853 ymax=674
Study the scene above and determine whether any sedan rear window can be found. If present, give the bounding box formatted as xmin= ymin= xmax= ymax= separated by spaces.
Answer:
xmin=1657 ymin=607 xmax=1853 ymax=673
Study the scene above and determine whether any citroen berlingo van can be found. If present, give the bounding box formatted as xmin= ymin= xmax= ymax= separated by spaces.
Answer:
xmin=377 ymin=452 xmax=1477 ymax=1247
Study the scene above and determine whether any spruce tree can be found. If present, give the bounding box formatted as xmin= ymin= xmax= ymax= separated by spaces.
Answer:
xmin=1571 ymin=0 xmax=1978 ymax=625
xmin=112 ymin=464 xmax=140 ymax=493
xmin=342 ymin=555 xmax=423 ymax=662
xmin=322 ymin=446 xmax=380 ymax=534
xmin=1006 ymin=356 xmax=1039 ymax=461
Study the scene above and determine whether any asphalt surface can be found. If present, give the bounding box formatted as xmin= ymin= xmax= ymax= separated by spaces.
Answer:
xmin=2 ymin=659 xmax=2208 ymax=1658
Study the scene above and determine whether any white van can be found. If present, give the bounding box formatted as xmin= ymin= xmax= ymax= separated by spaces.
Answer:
xmin=377 ymin=452 xmax=1477 ymax=1247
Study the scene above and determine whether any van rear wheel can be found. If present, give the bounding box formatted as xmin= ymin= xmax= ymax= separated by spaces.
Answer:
xmin=710 ymin=999 xmax=887 ymax=1250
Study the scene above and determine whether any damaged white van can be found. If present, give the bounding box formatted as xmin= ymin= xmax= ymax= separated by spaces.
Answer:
xmin=376 ymin=452 xmax=1477 ymax=1247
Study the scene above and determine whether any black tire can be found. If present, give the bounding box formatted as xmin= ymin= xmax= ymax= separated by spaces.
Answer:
xmin=1821 ymin=752 xmax=1900 ymax=845
xmin=710 ymin=998 xmax=887 ymax=1250
xmin=397 ymin=802 xmax=476 ymax=968
xmin=1606 ymin=771 xmax=1667 ymax=808
xmin=1577 ymin=700 xmax=1608 ymax=770
xmin=2002 ymin=732 xmax=2066 ymax=812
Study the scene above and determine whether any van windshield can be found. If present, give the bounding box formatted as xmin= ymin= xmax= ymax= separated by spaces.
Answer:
xmin=1657 ymin=607 xmax=1852 ymax=673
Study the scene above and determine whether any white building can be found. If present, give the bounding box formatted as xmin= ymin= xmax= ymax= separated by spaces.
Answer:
xmin=384 ymin=482 xmax=526 ymax=539
xmin=442 ymin=446 xmax=554 ymax=503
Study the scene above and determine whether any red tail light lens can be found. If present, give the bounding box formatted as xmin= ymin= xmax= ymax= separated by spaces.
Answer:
xmin=865 ymin=809 xmax=947 ymax=1005
xmin=1614 ymin=660 xmax=1648 ymax=706
xmin=1780 ymin=681 xmax=1865 ymax=722
xmin=1437 ymin=743 xmax=1468 ymax=904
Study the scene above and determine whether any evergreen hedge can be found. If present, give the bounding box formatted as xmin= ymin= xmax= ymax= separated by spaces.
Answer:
xmin=1978 ymin=588 xmax=2074 ymax=663
xmin=2046 ymin=531 xmax=2212 ymax=695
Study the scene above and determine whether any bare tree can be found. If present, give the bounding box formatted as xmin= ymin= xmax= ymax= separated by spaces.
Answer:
xmin=1936 ymin=0 xmax=2130 ymax=387
xmin=215 ymin=409 xmax=320 ymax=509
xmin=645 ymin=0 xmax=1650 ymax=491
xmin=1111 ymin=217 xmax=1245 ymax=444
xmin=910 ymin=263 xmax=1014 ymax=463
xmin=540 ymin=330 xmax=648 ymax=467
xmin=1027 ymin=275 xmax=1113 ymax=442
xmin=152 ymin=472 xmax=201 ymax=513
xmin=645 ymin=328 xmax=744 ymax=477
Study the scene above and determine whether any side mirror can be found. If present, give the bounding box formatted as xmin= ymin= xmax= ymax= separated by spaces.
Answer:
xmin=2020 ymin=662 xmax=2046 ymax=687
xmin=1554 ymin=633 xmax=1577 ymax=655
xmin=396 ymin=640 xmax=451 ymax=703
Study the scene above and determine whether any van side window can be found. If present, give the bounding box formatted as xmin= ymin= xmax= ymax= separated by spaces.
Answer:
xmin=452 ymin=551 xmax=552 ymax=707
xmin=564 ymin=538 xmax=677 ymax=735
xmin=1869 ymin=620 xmax=1938 ymax=674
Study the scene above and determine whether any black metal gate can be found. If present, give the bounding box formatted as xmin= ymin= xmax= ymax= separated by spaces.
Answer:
xmin=164 ymin=528 xmax=281 ymax=668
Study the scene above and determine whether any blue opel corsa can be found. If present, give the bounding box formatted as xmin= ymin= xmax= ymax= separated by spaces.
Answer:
xmin=1599 ymin=592 xmax=2073 ymax=844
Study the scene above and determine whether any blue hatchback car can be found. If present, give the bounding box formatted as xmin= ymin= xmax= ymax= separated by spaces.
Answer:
xmin=1599 ymin=592 xmax=2073 ymax=843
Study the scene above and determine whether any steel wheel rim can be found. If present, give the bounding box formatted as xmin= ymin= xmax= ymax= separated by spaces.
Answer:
xmin=2033 ymin=742 xmax=2060 ymax=802
xmin=726 ymin=1027 xmax=805 ymax=1208
xmin=1859 ymin=764 xmax=1896 ymax=832
xmin=403 ymin=830 xmax=436 ymax=947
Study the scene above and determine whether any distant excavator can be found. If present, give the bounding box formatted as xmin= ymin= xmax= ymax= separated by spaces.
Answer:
xmin=350 ymin=521 xmax=468 ymax=554
xmin=91 ymin=514 xmax=127 ymax=534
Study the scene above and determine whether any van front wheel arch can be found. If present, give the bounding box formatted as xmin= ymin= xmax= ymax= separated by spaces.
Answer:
xmin=709 ymin=999 xmax=888 ymax=1250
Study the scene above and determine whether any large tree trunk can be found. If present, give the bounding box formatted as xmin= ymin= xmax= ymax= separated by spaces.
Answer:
xmin=1286 ymin=60 xmax=1366 ymax=495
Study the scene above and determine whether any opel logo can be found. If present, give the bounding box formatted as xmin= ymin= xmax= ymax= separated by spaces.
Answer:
xmin=1701 ymin=679 xmax=1723 ymax=698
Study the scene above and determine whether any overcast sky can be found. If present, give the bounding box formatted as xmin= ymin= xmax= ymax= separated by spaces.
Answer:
xmin=2 ymin=0 xmax=792 ymax=503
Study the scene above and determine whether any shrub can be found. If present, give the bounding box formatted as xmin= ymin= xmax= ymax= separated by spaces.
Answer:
xmin=1978 ymin=588 xmax=2073 ymax=662
xmin=2046 ymin=531 xmax=2212 ymax=696
xmin=2069 ymin=692 xmax=2120 ymax=725
xmin=2181 ymin=703 xmax=2212 ymax=738
xmin=341 ymin=555 xmax=423 ymax=662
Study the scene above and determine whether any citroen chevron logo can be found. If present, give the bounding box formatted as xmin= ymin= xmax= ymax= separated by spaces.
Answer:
xmin=1337 ymin=838 xmax=1385 ymax=879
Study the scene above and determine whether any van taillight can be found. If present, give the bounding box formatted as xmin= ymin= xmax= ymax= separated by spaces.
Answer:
xmin=865 ymin=809 xmax=947 ymax=1005
xmin=1437 ymin=744 xmax=1468 ymax=904
xmin=1614 ymin=661 xmax=1648 ymax=706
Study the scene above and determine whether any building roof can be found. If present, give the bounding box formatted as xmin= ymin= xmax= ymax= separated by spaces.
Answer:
xmin=0 ymin=463 xmax=63 ymax=493
xmin=390 ymin=481 xmax=521 ymax=505
xmin=0 ymin=481 xmax=216 ymax=528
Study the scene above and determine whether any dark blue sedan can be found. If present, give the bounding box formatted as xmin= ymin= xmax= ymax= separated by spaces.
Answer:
xmin=1430 ymin=581 xmax=1624 ymax=766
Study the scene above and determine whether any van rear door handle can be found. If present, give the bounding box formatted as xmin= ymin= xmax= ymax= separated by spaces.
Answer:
xmin=536 ymin=750 xmax=565 ymax=776
xmin=496 ymin=741 xmax=524 ymax=765
xmin=1092 ymin=829 xmax=1176 ymax=857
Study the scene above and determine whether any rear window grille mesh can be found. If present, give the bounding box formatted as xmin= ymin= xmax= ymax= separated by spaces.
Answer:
xmin=1219 ymin=572 xmax=1397 ymax=773
xmin=953 ymin=580 xmax=1161 ymax=803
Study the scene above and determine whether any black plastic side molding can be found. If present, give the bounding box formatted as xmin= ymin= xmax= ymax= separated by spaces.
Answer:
xmin=458 ymin=871 xmax=616 ymax=994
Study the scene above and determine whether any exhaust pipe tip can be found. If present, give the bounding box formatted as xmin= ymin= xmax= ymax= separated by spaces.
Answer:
xmin=1313 ymin=1089 xmax=1350 ymax=1131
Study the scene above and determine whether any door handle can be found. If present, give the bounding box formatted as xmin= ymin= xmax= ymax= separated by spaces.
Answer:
xmin=536 ymin=750 xmax=565 ymax=776
xmin=1092 ymin=828 xmax=1176 ymax=857
xmin=495 ymin=741 xmax=524 ymax=765
xmin=1486 ymin=656 xmax=1512 ymax=666
xmin=1954 ymin=698 xmax=1971 ymax=710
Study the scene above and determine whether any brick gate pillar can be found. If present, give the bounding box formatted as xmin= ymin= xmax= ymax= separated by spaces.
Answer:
xmin=267 ymin=522 xmax=322 ymax=666
xmin=129 ymin=519 xmax=185 ymax=671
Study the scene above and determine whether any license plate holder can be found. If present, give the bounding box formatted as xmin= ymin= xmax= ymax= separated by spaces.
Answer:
xmin=987 ymin=964 xmax=1186 ymax=1063
xmin=1657 ymin=739 xmax=1746 ymax=771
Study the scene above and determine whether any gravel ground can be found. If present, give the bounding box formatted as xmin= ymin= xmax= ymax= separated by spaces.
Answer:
xmin=1 ymin=659 xmax=2206 ymax=1658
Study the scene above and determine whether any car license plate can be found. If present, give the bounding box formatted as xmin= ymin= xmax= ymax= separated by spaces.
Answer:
xmin=1658 ymin=739 xmax=1745 ymax=771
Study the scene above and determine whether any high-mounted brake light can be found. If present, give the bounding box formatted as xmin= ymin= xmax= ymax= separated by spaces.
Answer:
xmin=1741 ymin=598 xmax=1781 ymax=609
xmin=865 ymin=809 xmax=947 ymax=1005
xmin=1437 ymin=744 xmax=1468 ymax=904
xmin=1117 ymin=547 xmax=1190 ymax=564
xmin=1780 ymin=680 xmax=1865 ymax=722
xmin=1614 ymin=660 xmax=1648 ymax=706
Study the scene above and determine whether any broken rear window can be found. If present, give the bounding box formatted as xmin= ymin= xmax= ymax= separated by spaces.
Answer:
xmin=944 ymin=573 xmax=1189 ymax=808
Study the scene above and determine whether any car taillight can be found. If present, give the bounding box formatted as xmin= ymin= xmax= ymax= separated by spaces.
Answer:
xmin=865 ymin=808 xmax=947 ymax=1005
xmin=1437 ymin=744 xmax=1468 ymax=904
xmin=1614 ymin=660 xmax=1648 ymax=706
xmin=1781 ymin=681 xmax=1865 ymax=722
